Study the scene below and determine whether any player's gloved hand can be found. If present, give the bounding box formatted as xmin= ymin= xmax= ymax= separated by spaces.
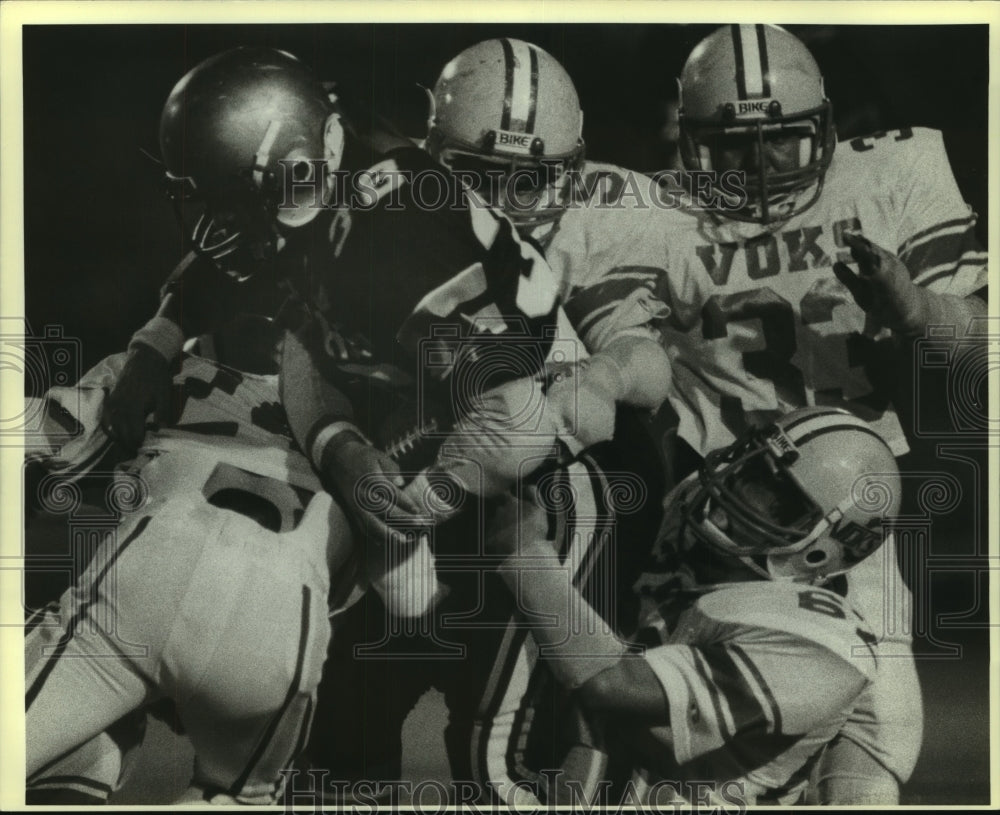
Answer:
xmin=397 ymin=469 xmax=469 ymax=525
xmin=428 ymin=374 xmax=566 ymax=499
xmin=833 ymin=232 xmax=927 ymax=335
xmin=320 ymin=435 xmax=425 ymax=547
xmin=100 ymin=343 xmax=174 ymax=453
xmin=429 ymin=360 xmax=621 ymax=500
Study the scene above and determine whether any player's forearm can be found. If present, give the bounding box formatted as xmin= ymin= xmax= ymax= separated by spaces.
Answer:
xmin=127 ymin=293 xmax=186 ymax=362
xmin=278 ymin=326 xmax=360 ymax=478
xmin=498 ymin=542 xmax=669 ymax=721
xmin=498 ymin=541 xmax=629 ymax=688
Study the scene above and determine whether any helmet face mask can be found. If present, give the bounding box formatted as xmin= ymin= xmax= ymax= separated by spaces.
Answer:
xmin=683 ymin=407 xmax=900 ymax=585
xmin=434 ymin=146 xmax=583 ymax=230
xmin=678 ymin=24 xmax=837 ymax=226
xmin=164 ymin=170 xmax=287 ymax=271
xmin=426 ymin=38 xmax=585 ymax=234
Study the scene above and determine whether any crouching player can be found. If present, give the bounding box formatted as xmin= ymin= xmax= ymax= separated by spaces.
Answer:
xmin=485 ymin=407 xmax=901 ymax=806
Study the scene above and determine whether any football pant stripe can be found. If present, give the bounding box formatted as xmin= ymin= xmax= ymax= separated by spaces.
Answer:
xmin=474 ymin=626 xmax=533 ymax=796
xmin=505 ymin=659 xmax=549 ymax=787
xmin=500 ymin=38 xmax=516 ymax=131
xmin=291 ymin=695 xmax=314 ymax=768
xmin=25 ymin=516 xmax=152 ymax=711
xmin=474 ymin=460 xmax=605 ymax=799
xmin=26 ymin=775 xmax=112 ymax=796
xmin=227 ymin=583 xmax=312 ymax=797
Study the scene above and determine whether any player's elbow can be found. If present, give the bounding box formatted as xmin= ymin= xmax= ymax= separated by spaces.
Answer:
xmin=576 ymin=657 xmax=671 ymax=724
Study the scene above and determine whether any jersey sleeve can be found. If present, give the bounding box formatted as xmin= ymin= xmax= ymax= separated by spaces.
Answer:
xmin=881 ymin=128 xmax=987 ymax=297
xmin=278 ymin=322 xmax=358 ymax=475
xmin=556 ymin=164 xmax=672 ymax=352
xmin=562 ymin=261 xmax=671 ymax=353
xmin=643 ymin=636 xmax=868 ymax=770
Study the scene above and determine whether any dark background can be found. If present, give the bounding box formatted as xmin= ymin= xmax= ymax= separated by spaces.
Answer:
xmin=21 ymin=23 xmax=992 ymax=805
xmin=23 ymin=23 xmax=989 ymax=368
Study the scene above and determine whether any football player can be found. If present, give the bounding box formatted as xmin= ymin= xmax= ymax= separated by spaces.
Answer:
xmin=425 ymin=38 xmax=673 ymax=374
xmin=55 ymin=45 xmax=659 ymax=802
xmin=25 ymin=346 xmax=356 ymax=804
xmin=655 ymin=25 xmax=987 ymax=803
xmin=427 ymin=28 xmax=989 ymax=803
xmin=297 ymin=39 xmax=676 ymax=798
xmin=485 ymin=407 xmax=901 ymax=806
xmin=106 ymin=45 xmax=661 ymax=576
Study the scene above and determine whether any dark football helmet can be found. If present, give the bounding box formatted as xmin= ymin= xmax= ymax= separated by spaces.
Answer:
xmin=159 ymin=47 xmax=343 ymax=265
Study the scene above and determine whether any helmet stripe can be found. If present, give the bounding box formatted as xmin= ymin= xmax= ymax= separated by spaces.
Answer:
xmin=781 ymin=408 xmax=852 ymax=434
xmin=730 ymin=24 xmax=748 ymax=100
xmin=738 ymin=24 xmax=766 ymax=99
xmin=755 ymin=24 xmax=772 ymax=97
xmin=500 ymin=38 xmax=516 ymax=130
xmin=505 ymin=39 xmax=535 ymax=132
xmin=525 ymin=45 xmax=539 ymax=134
xmin=795 ymin=423 xmax=894 ymax=453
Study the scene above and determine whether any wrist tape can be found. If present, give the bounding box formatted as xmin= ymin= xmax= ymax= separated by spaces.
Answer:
xmin=128 ymin=316 xmax=185 ymax=362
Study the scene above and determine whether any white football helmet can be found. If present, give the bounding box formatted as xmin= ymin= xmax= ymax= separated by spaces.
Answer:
xmin=678 ymin=24 xmax=836 ymax=225
xmin=426 ymin=38 xmax=585 ymax=233
xmin=683 ymin=407 xmax=901 ymax=585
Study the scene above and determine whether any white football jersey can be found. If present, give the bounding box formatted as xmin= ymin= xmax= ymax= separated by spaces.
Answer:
xmin=633 ymin=579 xmax=878 ymax=805
xmin=657 ymin=127 xmax=987 ymax=457
xmin=551 ymin=130 xmax=987 ymax=457
xmin=540 ymin=161 xmax=672 ymax=353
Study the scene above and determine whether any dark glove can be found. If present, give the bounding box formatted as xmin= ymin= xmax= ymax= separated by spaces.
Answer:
xmin=100 ymin=343 xmax=174 ymax=453
xmin=833 ymin=232 xmax=927 ymax=335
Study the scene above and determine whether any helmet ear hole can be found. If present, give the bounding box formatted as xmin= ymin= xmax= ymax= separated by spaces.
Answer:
xmin=805 ymin=549 xmax=828 ymax=565
xmin=291 ymin=160 xmax=313 ymax=182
